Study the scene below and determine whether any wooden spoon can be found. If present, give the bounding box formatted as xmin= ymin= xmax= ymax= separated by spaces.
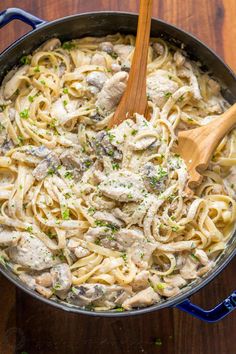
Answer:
xmin=108 ymin=0 xmax=153 ymax=129
xmin=176 ymin=103 xmax=236 ymax=189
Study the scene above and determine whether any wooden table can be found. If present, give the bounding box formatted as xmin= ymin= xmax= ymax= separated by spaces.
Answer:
xmin=0 ymin=1 xmax=235 ymax=353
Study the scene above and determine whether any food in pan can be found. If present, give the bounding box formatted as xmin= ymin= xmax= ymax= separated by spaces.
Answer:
xmin=0 ymin=34 xmax=235 ymax=311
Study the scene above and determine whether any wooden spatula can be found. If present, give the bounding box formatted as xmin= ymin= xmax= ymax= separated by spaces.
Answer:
xmin=108 ymin=0 xmax=153 ymax=129
xmin=176 ymin=103 xmax=236 ymax=189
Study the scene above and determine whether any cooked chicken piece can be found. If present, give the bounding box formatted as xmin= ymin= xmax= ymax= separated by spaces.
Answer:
xmin=142 ymin=162 xmax=168 ymax=194
xmin=92 ymin=131 xmax=123 ymax=160
xmin=158 ymin=241 xmax=197 ymax=253
xmin=111 ymin=63 xmax=121 ymax=72
xmin=99 ymin=170 xmax=146 ymax=202
xmin=35 ymin=272 xmax=53 ymax=287
xmin=93 ymin=211 xmax=124 ymax=227
xmin=51 ymin=263 xmax=72 ymax=299
xmin=67 ymin=238 xmax=90 ymax=259
xmin=163 ymin=274 xmax=187 ymax=288
xmin=194 ymin=249 xmax=209 ymax=265
xmin=66 ymin=283 xmax=131 ymax=309
xmin=173 ymin=51 xmax=185 ymax=67
xmin=208 ymin=78 xmax=220 ymax=95
xmin=178 ymin=65 xmax=202 ymax=100
xmin=3 ymin=65 xmax=29 ymax=99
xmin=38 ymin=38 xmax=61 ymax=52
xmin=180 ymin=257 xmax=198 ymax=280
xmin=96 ymin=71 xmax=128 ymax=112
xmin=8 ymin=233 xmax=60 ymax=270
xmin=122 ymin=287 xmax=159 ymax=310
xmin=0 ymin=227 xmax=21 ymax=246
xmin=19 ymin=273 xmax=36 ymax=290
xmin=113 ymin=44 xmax=134 ymax=61
xmin=33 ymin=152 xmax=60 ymax=180
xmin=130 ymin=241 xmax=157 ymax=269
xmin=86 ymin=71 xmax=108 ymax=90
xmin=91 ymin=53 xmax=106 ymax=66
xmin=147 ymin=70 xmax=178 ymax=107
xmin=98 ymin=42 xmax=114 ymax=54
xmin=161 ymin=285 xmax=180 ymax=297
xmin=131 ymin=270 xmax=149 ymax=291
xmin=35 ymin=284 xmax=53 ymax=298
xmin=51 ymin=98 xmax=67 ymax=121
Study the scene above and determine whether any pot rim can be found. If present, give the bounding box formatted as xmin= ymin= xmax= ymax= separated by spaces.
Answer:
xmin=0 ymin=10 xmax=235 ymax=317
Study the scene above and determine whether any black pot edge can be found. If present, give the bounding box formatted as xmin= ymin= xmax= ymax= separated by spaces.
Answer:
xmin=0 ymin=10 xmax=235 ymax=317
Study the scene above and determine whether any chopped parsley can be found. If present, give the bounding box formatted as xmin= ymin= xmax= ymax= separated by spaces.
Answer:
xmin=121 ymin=253 xmax=127 ymax=262
xmin=0 ymin=122 xmax=5 ymax=132
xmin=171 ymin=226 xmax=179 ymax=232
xmin=62 ymin=208 xmax=70 ymax=220
xmin=33 ymin=65 xmax=40 ymax=72
xmin=88 ymin=207 xmax=96 ymax=215
xmin=62 ymin=42 xmax=75 ymax=50
xmin=20 ymin=109 xmax=29 ymax=119
xmin=26 ymin=226 xmax=33 ymax=233
xmin=64 ymin=171 xmax=73 ymax=179
xmin=191 ymin=253 xmax=199 ymax=262
xmin=20 ymin=55 xmax=30 ymax=65
xmin=178 ymin=94 xmax=184 ymax=102
xmin=63 ymin=100 xmax=68 ymax=107
xmin=131 ymin=129 xmax=138 ymax=136
xmin=94 ymin=220 xmax=119 ymax=233
xmin=0 ymin=256 xmax=6 ymax=267
xmin=164 ymin=92 xmax=172 ymax=98
xmin=84 ymin=160 xmax=92 ymax=168
xmin=156 ymin=283 xmax=165 ymax=290
xmin=95 ymin=239 xmax=101 ymax=245
xmin=110 ymin=51 xmax=118 ymax=59
xmin=0 ymin=104 xmax=6 ymax=112
xmin=64 ymin=192 xmax=71 ymax=199
xmin=18 ymin=135 xmax=25 ymax=145
xmin=107 ymin=132 xmax=115 ymax=142
xmin=28 ymin=95 xmax=34 ymax=103
xmin=47 ymin=168 xmax=55 ymax=176
xmin=63 ymin=87 xmax=69 ymax=94
xmin=40 ymin=80 xmax=46 ymax=85
xmin=112 ymin=163 xmax=119 ymax=170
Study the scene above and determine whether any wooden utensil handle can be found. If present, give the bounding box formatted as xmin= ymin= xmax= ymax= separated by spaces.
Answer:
xmin=108 ymin=0 xmax=152 ymax=128
xmin=198 ymin=102 xmax=236 ymax=168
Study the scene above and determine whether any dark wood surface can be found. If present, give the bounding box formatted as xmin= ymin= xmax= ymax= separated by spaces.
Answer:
xmin=0 ymin=1 xmax=236 ymax=353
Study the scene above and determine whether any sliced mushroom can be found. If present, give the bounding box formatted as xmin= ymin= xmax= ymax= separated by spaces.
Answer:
xmin=122 ymin=287 xmax=160 ymax=310
xmin=33 ymin=152 xmax=60 ymax=181
xmin=98 ymin=42 xmax=114 ymax=54
xmin=141 ymin=162 xmax=168 ymax=194
xmin=92 ymin=131 xmax=123 ymax=160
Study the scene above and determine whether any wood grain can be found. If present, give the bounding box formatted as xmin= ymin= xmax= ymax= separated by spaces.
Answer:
xmin=0 ymin=1 xmax=235 ymax=354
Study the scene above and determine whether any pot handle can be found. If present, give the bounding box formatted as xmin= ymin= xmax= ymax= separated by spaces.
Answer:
xmin=176 ymin=290 xmax=236 ymax=322
xmin=0 ymin=7 xmax=45 ymax=30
